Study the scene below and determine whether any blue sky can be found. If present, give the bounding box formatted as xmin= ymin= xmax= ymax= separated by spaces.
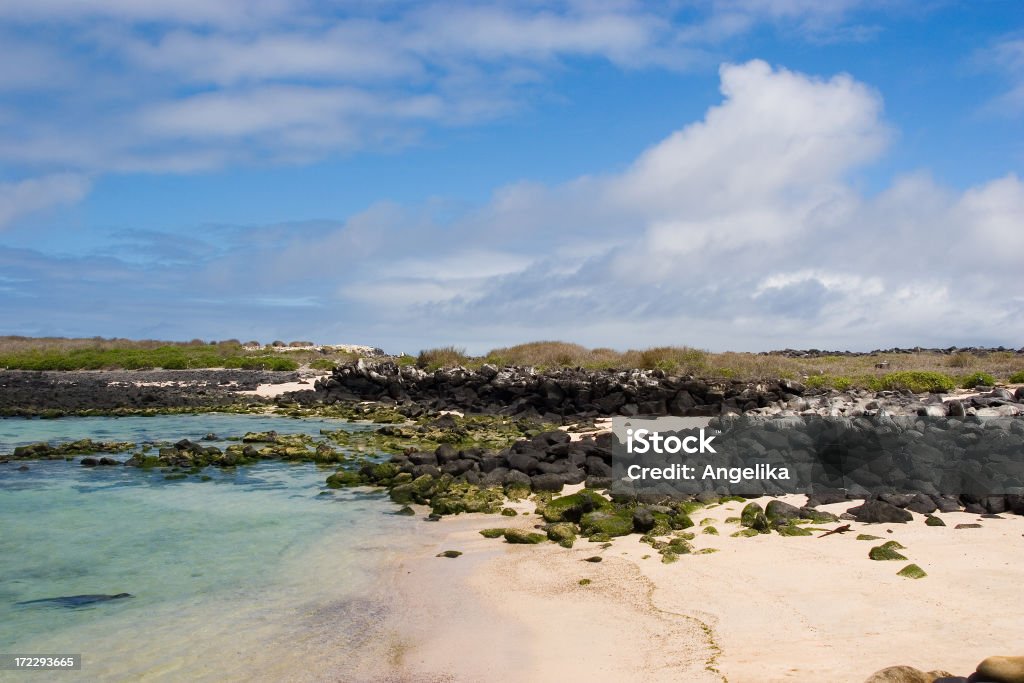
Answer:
xmin=1 ymin=1 xmax=1023 ymax=353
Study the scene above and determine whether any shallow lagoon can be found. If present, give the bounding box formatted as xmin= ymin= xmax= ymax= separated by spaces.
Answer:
xmin=0 ymin=414 xmax=414 ymax=681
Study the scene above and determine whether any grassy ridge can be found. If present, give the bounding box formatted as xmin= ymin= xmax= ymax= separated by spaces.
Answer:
xmin=0 ymin=345 xmax=299 ymax=371
xmin=4 ymin=336 xmax=1023 ymax=388
xmin=417 ymin=341 xmax=1024 ymax=391
xmin=0 ymin=336 xmax=371 ymax=371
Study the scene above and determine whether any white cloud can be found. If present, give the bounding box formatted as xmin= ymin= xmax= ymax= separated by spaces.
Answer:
xmin=0 ymin=1 xmax=894 ymax=175
xmin=0 ymin=174 xmax=90 ymax=230
xmin=281 ymin=60 xmax=1020 ymax=351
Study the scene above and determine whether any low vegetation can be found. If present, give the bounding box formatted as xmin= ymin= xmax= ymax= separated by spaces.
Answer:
xmin=0 ymin=336 xmax=351 ymax=371
xmin=414 ymin=341 xmax=1024 ymax=390
xmin=3 ymin=336 xmax=1023 ymax=387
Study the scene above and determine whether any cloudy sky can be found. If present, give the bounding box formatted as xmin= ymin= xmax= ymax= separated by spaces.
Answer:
xmin=1 ymin=1 xmax=1022 ymax=353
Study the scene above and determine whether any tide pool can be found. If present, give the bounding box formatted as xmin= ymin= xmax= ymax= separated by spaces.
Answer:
xmin=0 ymin=414 xmax=417 ymax=681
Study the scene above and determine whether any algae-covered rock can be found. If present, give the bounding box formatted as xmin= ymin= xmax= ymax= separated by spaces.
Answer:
xmin=501 ymin=507 xmax=517 ymax=517
xmin=578 ymin=578 xmax=592 ymax=586
xmin=798 ymin=507 xmax=840 ymax=524
xmin=699 ymin=517 xmax=716 ymax=527
xmin=897 ymin=564 xmax=927 ymax=579
xmin=869 ymin=542 xmax=908 ymax=561
xmin=731 ymin=528 xmax=760 ymax=538
xmin=702 ymin=526 xmax=719 ymax=536
xmin=777 ymin=524 xmax=813 ymax=537
xmin=479 ymin=528 xmax=507 ymax=538
xmin=665 ymin=537 xmax=692 ymax=554
xmin=765 ymin=499 xmax=802 ymax=523
xmin=583 ymin=556 xmax=602 ymax=563
xmin=857 ymin=534 xmax=883 ymax=541
xmin=924 ymin=515 xmax=946 ymax=527
xmin=671 ymin=511 xmax=695 ymax=530
xmin=541 ymin=490 xmax=611 ymax=523
xmin=861 ymin=665 xmax=934 ymax=683
xmin=395 ymin=505 xmax=416 ymax=516
xmin=546 ymin=523 xmax=577 ymax=548
xmin=326 ymin=470 xmax=364 ymax=489
xmin=587 ymin=533 xmax=612 ymax=543
xmin=580 ymin=508 xmax=635 ymax=538
xmin=740 ymin=502 xmax=770 ymax=534
xmin=436 ymin=550 xmax=462 ymax=558
xmin=503 ymin=529 xmax=546 ymax=544
xmin=697 ymin=548 xmax=719 ymax=554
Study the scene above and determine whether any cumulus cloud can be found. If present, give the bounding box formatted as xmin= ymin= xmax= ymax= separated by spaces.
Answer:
xmin=4 ymin=58 xmax=1019 ymax=351
xmin=276 ymin=60 xmax=1021 ymax=351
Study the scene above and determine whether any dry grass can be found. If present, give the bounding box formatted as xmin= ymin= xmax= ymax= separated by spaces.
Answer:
xmin=415 ymin=340 xmax=1024 ymax=387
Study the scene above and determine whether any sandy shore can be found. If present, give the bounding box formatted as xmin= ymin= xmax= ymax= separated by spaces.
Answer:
xmin=237 ymin=374 xmax=328 ymax=398
xmin=367 ymin=494 xmax=1024 ymax=683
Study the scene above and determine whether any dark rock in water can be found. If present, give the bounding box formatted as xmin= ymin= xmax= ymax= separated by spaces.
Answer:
xmin=203 ymin=433 xmax=219 ymax=441
xmin=16 ymin=593 xmax=133 ymax=608
xmin=80 ymin=457 xmax=98 ymax=467
xmin=98 ymin=457 xmax=119 ymax=466
xmin=17 ymin=465 xmax=29 ymax=471
xmin=846 ymin=500 xmax=913 ymax=524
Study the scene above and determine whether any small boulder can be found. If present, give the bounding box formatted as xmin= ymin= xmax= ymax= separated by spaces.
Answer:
xmin=869 ymin=541 xmax=908 ymax=561
xmin=503 ymin=529 xmax=546 ymax=544
xmin=897 ymin=564 xmax=927 ymax=579
xmin=847 ymin=500 xmax=913 ymax=524
xmin=861 ymin=665 xmax=936 ymax=683
xmin=436 ymin=550 xmax=462 ymax=558
xmin=976 ymin=655 xmax=1024 ymax=683
xmin=765 ymin=499 xmax=802 ymax=523
xmin=632 ymin=508 xmax=656 ymax=533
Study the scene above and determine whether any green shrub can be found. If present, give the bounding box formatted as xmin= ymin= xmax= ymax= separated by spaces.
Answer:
xmin=309 ymin=359 xmax=337 ymax=371
xmin=1008 ymin=370 xmax=1024 ymax=384
xmin=960 ymin=372 xmax=995 ymax=389
xmin=877 ymin=371 xmax=955 ymax=394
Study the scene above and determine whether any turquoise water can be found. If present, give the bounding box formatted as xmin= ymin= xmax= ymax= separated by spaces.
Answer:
xmin=0 ymin=415 xmax=418 ymax=681
xmin=0 ymin=413 xmax=376 ymax=450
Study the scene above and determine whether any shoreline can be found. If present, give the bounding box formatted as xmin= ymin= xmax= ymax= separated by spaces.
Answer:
xmin=373 ymin=495 xmax=1024 ymax=683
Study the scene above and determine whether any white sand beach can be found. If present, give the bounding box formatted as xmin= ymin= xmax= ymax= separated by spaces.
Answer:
xmin=368 ymin=494 xmax=1024 ymax=683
